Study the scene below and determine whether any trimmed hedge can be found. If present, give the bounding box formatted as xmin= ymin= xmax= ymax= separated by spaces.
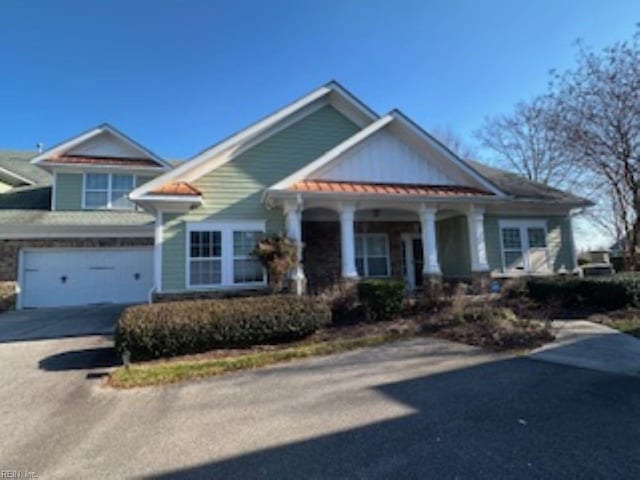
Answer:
xmin=116 ymin=295 xmax=331 ymax=361
xmin=357 ymin=279 xmax=405 ymax=322
xmin=527 ymin=275 xmax=640 ymax=310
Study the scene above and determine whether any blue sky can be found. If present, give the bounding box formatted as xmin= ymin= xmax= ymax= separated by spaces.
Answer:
xmin=1 ymin=0 xmax=638 ymax=161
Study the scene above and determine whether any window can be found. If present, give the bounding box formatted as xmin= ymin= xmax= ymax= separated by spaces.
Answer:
xmin=233 ymin=231 xmax=264 ymax=284
xmin=187 ymin=222 xmax=266 ymax=288
xmin=355 ymin=234 xmax=389 ymax=277
xmin=500 ymin=221 xmax=549 ymax=273
xmin=189 ymin=231 xmax=222 ymax=286
xmin=84 ymin=173 xmax=135 ymax=210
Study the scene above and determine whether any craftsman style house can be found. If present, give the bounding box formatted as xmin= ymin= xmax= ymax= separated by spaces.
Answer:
xmin=0 ymin=82 xmax=591 ymax=308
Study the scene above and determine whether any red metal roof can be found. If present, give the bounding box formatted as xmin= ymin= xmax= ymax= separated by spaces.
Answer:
xmin=150 ymin=181 xmax=202 ymax=196
xmin=290 ymin=180 xmax=493 ymax=197
xmin=43 ymin=155 xmax=161 ymax=168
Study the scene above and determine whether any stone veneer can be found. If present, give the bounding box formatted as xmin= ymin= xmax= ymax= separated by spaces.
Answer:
xmin=0 ymin=237 xmax=154 ymax=282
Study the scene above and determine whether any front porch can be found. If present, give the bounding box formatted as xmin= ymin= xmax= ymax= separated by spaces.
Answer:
xmin=278 ymin=198 xmax=492 ymax=294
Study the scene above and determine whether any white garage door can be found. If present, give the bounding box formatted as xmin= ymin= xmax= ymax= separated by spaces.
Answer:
xmin=21 ymin=248 xmax=153 ymax=308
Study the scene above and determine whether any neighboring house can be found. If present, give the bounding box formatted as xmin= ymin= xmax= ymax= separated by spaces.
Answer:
xmin=0 ymin=81 xmax=592 ymax=309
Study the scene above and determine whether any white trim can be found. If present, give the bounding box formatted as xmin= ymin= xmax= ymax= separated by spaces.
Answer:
xmin=269 ymin=115 xmax=394 ymax=191
xmin=185 ymin=220 xmax=267 ymax=290
xmin=51 ymin=171 xmax=57 ymax=211
xmin=154 ymin=211 xmax=163 ymax=293
xmin=31 ymin=123 xmax=169 ymax=168
xmin=0 ymin=229 xmax=153 ymax=240
xmin=498 ymin=219 xmax=550 ymax=274
xmin=0 ymin=165 xmax=36 ymax=186
xmin=130 ymin=82 xmax=379 ymax=201
xmin=82 ymin=172 xmax=137 ymax=211
xmin=16 ymin=249 xmax=24 ymax=310
xmin=138 ymin=194 xmax=203 ymax=203
xmin=42 ymin=163 xmax=165 ymax=174
xmin=354 ymin=233 xmax=391 ymax=278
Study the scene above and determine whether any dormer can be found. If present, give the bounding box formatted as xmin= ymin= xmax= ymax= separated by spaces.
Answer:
xmin=31 ymin=124 xmax=170 ymax=211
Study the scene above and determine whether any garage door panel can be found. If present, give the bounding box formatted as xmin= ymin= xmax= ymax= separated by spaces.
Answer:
xmin=21 ymin=248 xmax=153 ymax=308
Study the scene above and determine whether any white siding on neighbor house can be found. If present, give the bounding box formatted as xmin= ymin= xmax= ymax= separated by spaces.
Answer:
xmin=310 ymin=129 xmax=460 ymax=185
xmin=67 ymin=131 xmax=145 ymax=158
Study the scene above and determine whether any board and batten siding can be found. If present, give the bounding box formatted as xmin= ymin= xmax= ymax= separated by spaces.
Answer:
xmin=161 ymin=105 xmax=361 ymax=292
xmin=484 ymin=214 xmax=576 ymax=274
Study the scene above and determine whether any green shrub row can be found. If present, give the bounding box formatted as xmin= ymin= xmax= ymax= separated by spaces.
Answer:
xmin=357 ymin=279 xmax=405 ymax=322
xmin=527 ymin=275 xmax=640 ymax=310
xmin=115 ymin=295 xmax=331 ymax=361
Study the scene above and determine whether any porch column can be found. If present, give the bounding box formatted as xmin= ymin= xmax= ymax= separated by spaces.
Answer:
xmin=283 ymin=199 xmax=306 ymax=295
xmin=466 ymin=205 xmax=490 ymax=272
xmin=419 ymin=205 xmax=441 ymax=275
xmin=339 ymin=203 xmax=359 ymax=278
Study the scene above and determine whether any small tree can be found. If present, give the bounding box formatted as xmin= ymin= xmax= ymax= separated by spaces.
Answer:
xmin=252 ymin=235 xmax=299 ymax=292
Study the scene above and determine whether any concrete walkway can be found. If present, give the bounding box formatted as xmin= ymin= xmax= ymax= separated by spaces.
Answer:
xmin=529 ymin=320 xmax=640 ymax=377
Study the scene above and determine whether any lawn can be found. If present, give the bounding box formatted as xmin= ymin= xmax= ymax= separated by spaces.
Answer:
xmin=109 ymin=332 xmax=413 ymax=388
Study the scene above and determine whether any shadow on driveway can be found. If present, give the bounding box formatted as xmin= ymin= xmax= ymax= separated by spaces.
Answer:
xmin=38 ymin=346 xmax=119 ymax=371
xmin=148 ymin=357 xmax=640 ymax=479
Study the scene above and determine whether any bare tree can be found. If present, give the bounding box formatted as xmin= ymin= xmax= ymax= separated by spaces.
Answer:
xmin=476 ymin=96 xmax=580 ymax=189
xmin=548 ymin=30 xmax=640 ymax=268
xmin=431 ymin=126 xmax=476 ymax=159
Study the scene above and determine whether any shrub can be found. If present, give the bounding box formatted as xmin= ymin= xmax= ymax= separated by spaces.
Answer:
xmin=115 ymin=295 xmax=331 ymax=361
xmin=357 ymin=279 xmax=405 ymax=322
xmin=252 ymin=235 xmax=298 ymax=292
xmin=527 ymin=275 xmax=640 ymax=310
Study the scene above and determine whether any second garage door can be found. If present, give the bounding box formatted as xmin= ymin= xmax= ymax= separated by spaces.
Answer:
xmin=21 ymin=248 xmax=154 ymax=308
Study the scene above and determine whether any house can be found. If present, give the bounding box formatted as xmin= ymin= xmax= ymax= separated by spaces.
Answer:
xmin=0 ymin=82 xmax=592 ymax=309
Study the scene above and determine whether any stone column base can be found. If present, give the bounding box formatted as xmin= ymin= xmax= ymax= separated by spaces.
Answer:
xmin=422 ymin=273 xmax=443 ymax=299
xmin=470 ymin=271 xmax=491 ymax=293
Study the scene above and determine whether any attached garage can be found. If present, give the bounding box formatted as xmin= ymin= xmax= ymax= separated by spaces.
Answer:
xmin=19 ymin=248 xmax=153 ymax=308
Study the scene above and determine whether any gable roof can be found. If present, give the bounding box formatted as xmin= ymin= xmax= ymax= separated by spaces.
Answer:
xmin=465 ymin=160 xmax=593 ymax=207
xmin=130 ymin=81 xmax=379 ymax=202
xmin=30 ymin=124 xmax=171 ymax=169
xmin=268 ymin=111 xmax=506 ymax=196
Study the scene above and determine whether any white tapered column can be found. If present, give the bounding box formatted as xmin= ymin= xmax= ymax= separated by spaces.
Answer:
xmin=467 ymin=205 xmax=490 ymax=272
xmin=284 ymin=199 xmax=305 ymax=295
xmin=339 ymin=203 xmax=358 ymax=278
xmin=419 ymin=205 xmax=441 ymax=275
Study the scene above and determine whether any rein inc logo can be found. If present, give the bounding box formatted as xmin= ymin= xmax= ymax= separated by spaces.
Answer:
xmin=1 ymin=470 xmax=38 ymax=479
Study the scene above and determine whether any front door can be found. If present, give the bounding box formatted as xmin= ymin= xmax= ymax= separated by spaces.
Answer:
xmin=402 ymin=234 xmax=423 ymax=290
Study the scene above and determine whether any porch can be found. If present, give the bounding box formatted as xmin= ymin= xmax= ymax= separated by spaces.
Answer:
xmin=277 ymin=197 xmax=491 ymax=294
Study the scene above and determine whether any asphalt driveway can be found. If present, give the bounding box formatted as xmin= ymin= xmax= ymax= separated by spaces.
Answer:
xmin=1 ymin=308 xmax=640 ymax=479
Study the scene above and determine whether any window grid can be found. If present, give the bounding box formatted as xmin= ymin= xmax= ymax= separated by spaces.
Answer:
xmin=84 ymin=173 xmax=135 ymax=210
xmin=189 ymin=231 xmax=222 ymax=286
xmin=233 ymin=231 xmax=264 ymax=284
xmin=500 ymin=223 xmax=549 ymax=273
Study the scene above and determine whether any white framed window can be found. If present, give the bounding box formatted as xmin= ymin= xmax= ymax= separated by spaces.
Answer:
xmin=355 ymin=233 xmax=390 ymax=277
xmin=186 ymin=221 xmax=266 ymax=289
xmin=233 ymin=231 xmax=264 ymax=284
xmin=499 ymin=220 xmax=549 ymax=273
xmin=84 ymin=173 xmax=135 ymax=210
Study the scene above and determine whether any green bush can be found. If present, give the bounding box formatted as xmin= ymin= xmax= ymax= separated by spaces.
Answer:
xmin=115 ymin=295 xmax=331 ymax=361
xmin=357 ymin=279 xmax=405 ymax=322
xmin=527 ymin=275 xmax=640 ymax=310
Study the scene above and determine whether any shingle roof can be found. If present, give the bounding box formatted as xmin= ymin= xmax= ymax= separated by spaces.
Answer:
xmin=291 ymin=180 xmax=493 ymax=197
xmin=0 ymin=150 xmax=52 ymax=186
xmin=465 ymin=160 xmax=593 ymax=206
xmin=0 ymin=209 xmax=154 ymax=226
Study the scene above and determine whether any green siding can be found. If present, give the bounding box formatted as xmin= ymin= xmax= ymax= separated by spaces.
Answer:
xmin=161 ymin=105 xmax=360 ymax=292
xmin=55 ymin=173 xmax=83 ymax=210
xmin=437 ymin=215 xmax=471 ymax=277
xmin=136 ymin=176 xmax=155 ymax=188
xmin=484 ymin=214 xmax=576 ymax=274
